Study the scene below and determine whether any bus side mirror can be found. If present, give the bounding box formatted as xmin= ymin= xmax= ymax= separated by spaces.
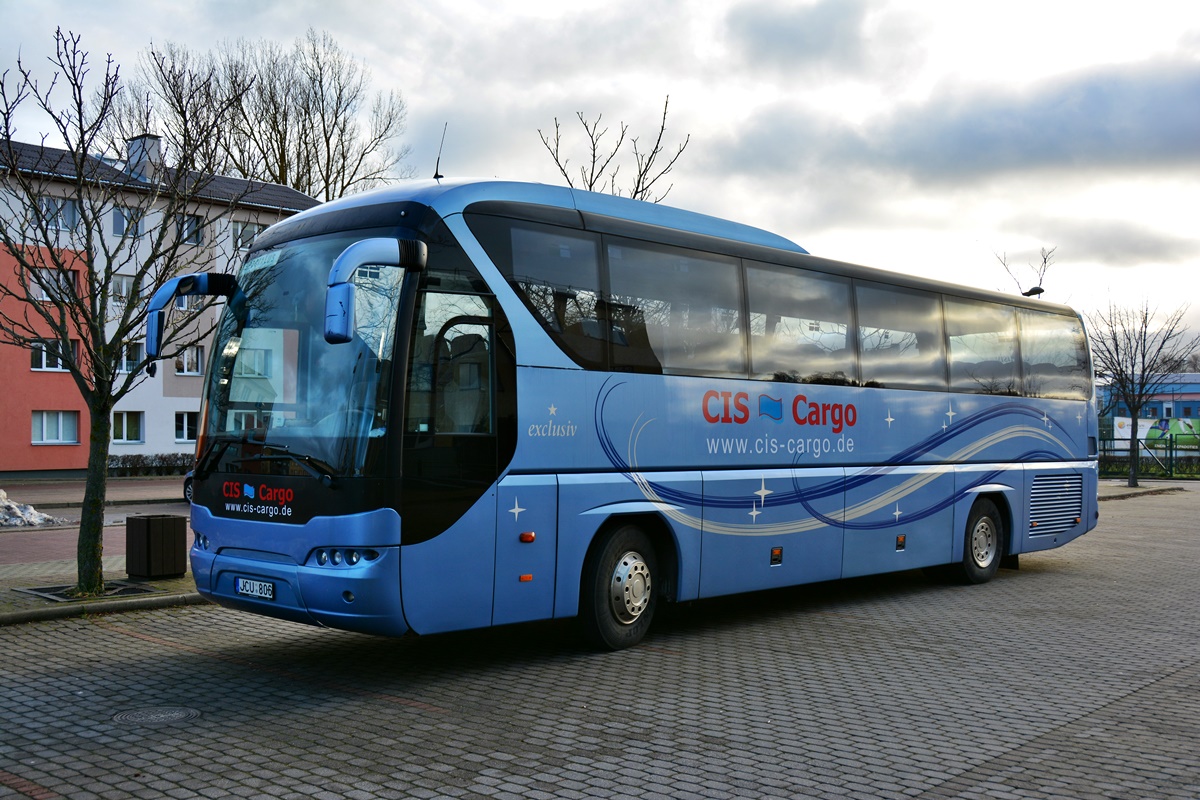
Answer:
xmin=325 ymin=237 xmax=426 ymax=345
xmin=146 ymin=273 xmax=241 ymax=358
xmin=325 ymin=282 xmax=357 ymax=345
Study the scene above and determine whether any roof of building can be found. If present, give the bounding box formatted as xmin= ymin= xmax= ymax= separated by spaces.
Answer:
xmin=0 ymin=138 xmax=320 ymax=214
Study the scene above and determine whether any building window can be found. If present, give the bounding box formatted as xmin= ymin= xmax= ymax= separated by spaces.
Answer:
xmin=31 ymin=268 xmax=78 ymax=302
xmin=112 ymin=275 xmax=139 ymax=308
xmin=178 ymin=215 xmax=204 ymax=246
xmin=30 ymin=339 xmax=76 ymax=371
xmin=118 ymin=341 xmax=145 ymax=374
xmin=233 ymin=347 xmax=271 ymax=378
xmin=233 ymin=221 xmax=267 ymax=251
xmin=231 ymin=410 xmax=271 ymax=432
xmin=40 ymin=196 xmax=79 ymax=231
xmin=32 ymin=411 xmax=79 ymax=444
xmin=175 ymin=345 xmax=205 ymax=375
xmin=1185 ymin=406 xmax=1194 ymax=417
xmin=175 ymin=411 xmax=200 ymax=443
xmin=174 ymin=294 xmax=205 ymax=311
xmin=112 ymin=411 xmax=144 ymax=444
xmin=113 ymin=206 xmax=143 ymax=237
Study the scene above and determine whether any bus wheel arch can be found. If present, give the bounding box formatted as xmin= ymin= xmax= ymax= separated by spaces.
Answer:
xmin=579 ymin=514 xmax=676 ymax=650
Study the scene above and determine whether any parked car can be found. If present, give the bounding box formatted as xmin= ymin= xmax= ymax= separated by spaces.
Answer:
xmin=183 ymin=471 xmax=194 ymax=503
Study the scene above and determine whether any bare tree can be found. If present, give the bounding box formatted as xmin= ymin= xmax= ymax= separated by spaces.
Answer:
xmin=1085 ymin=302 xmax=1200 ymax=487
xmin=0 ymin=29 xmax=251 ymax=594
xmin=115 ymin=29 xmax=412 ymax=202
xmin=539 ymin=96 xmax=691 ymax=203
xmin=996 ymin=246 xmax=1055 ymax=298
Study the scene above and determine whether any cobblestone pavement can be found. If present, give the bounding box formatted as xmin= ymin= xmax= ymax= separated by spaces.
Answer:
xmin=1 ymin=486 xmax=1198 ymax=799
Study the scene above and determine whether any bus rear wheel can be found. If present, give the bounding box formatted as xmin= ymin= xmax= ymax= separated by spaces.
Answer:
xmin=957 ymin=499 xmax=1003 ymax=584
xmin=581 ymin=524 xmax=658 ymax=651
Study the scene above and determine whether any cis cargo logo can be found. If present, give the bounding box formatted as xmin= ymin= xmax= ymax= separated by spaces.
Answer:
xmin=221 ymin=481 xmax=295 ymax=505
xmin=701 ymin=389 xmax=857 ymax=433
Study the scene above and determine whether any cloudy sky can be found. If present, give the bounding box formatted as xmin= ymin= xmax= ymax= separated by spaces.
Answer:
xmin=4 ymin=0 xmax=1200 ymax=327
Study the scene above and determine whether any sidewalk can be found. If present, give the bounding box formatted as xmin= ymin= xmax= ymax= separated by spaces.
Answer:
xmin=0 ymin=476 xmax=204 ymax=624
xmin=0 ymin=476 xmax=1191 ymax=626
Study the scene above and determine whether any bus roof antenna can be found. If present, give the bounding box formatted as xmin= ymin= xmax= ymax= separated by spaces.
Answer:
xmin=433 ymin=123 xmax=448 ymax=180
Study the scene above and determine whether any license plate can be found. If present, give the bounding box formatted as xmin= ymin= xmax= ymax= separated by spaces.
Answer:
xmin=235 ymin=577 xmax=275 ymax=600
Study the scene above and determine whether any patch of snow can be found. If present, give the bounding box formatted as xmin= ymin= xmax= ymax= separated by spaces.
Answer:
xmin=0 ymin=489 xmax=68 ymax=527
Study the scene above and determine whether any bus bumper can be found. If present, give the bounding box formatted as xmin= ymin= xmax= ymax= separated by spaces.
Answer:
xmin=193 ymin=546 xmax=407 ymax=637
xmin=190 ymin=506 xmax=408 ymax=637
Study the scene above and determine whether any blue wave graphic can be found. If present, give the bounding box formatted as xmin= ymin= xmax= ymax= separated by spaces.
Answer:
xmin=594 ymin=378 xmax=1076 ymax=531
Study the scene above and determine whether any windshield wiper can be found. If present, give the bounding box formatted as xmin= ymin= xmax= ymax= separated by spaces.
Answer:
xmin=195 ymin=440 xmax=232 ymax=480
xmin=234 ymin=441 xmax=336 ymax=487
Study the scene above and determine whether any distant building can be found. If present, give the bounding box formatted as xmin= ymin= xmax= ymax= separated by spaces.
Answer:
xmin=0 ymin=136 xmax=319 ymax=477
xmin=1099 ymin=373 xmax=1200 ymax=422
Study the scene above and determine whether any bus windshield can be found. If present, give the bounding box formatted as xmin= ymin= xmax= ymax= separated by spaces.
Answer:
xmin=198 ymin=229 xmax=408 ymax=481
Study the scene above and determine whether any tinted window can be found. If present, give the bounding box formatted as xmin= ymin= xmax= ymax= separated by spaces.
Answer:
xmin=468 ymin=215 xmax=605 ymax=369
xmin=1019 ymin=309 xmax=1090 ymax=400
xmin=606 ymin=238 xmax=744 ymax=376
xmin=944 ymin=297 xmax=1020 ymax=395
xmin=745 ymin=262 xmax=855 ymax=384
xmin=856 ymin=283 xmax=946 ymax=390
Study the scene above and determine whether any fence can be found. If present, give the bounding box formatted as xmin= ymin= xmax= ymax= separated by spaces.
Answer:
xmin=1099 ymin=436 xmax=1200 ymax=479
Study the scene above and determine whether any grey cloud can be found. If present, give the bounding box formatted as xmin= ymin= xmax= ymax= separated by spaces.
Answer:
xmin=1005 ymin=216 xmax=1200 ymax=268
xmin=708 ymin=58 xmax=1200 ymax=190
xmin=880 ymin=61 xmax=1200 ymax=182
xmin=723 ymin=0 xmax=925 ymax=80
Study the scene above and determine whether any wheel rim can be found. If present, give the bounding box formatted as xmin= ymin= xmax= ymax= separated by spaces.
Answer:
xmin=609 ymin=550 xmax=652 ymax=625
xmin=970 ymin=517 xmax=998 ymax=568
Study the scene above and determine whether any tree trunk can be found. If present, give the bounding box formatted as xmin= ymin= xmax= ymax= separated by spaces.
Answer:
xmin=1127 ymin=414 xmax=1140 ymax=488
xmin=76 ymin=408 xmax=112 ymax=595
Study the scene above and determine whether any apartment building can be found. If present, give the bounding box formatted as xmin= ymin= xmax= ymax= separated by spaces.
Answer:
xmin=0 ymin=136 xmax=319 ymax=477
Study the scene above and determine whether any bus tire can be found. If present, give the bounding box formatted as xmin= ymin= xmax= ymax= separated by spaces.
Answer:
xmin=581 ymin=524 xmax=658 ymax=651
xmin=956 ymin=499 xmax=1003 ymax=584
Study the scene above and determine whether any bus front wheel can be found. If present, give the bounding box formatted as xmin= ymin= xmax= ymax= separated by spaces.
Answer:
xmin=581 ymin=525 xmax=658 ymax=651
xmin=957 ymin=499 xmax=1003 ymax=584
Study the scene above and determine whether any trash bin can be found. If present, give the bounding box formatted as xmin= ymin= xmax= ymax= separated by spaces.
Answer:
xmin=126 ymin=514 xmax=188 ymax=579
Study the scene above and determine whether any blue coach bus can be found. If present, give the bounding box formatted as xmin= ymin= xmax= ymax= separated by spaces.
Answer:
xmin=147 ymin=180 xmax=1098 ymax=650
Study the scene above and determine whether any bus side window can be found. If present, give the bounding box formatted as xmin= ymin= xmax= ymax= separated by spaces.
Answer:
xmin=745 ymin=262 xmax=854 ymax=384
xmin=606 ymin=238 xmax=744 ymax=377
xmin=466 ymin=214 xmax=607 ymax=370
xmin=945 ymin=297 xmax=1020 ymax=396
xmin=856 ymin=282 xmax=947 ymax=391
xmin=1019 ymin=309 xmax=1090 ymax=400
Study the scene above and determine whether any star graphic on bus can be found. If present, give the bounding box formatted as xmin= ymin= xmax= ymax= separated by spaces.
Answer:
xmin=509 ymin=498 xmax=525 ymax=521
xmin=754 ymin=476 xmax=773 ymax=506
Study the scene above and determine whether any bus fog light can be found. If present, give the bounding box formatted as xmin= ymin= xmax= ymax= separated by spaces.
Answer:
xmin=347 ymin=550 xmax=360 ymax=565
xmin=331 ymin=550 xmax=343 ymax=565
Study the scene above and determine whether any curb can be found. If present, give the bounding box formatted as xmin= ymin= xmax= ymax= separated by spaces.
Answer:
xmin=0 ymin=591 xmax=208 ymax=626
xmin=36 ymin=496 xmax=184 ymax=510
